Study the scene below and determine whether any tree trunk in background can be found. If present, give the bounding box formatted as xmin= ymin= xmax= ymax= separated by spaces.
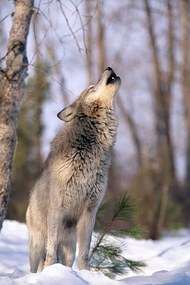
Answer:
xmin=165 ymin=0 xmax=175 ymax=182
xmin=33 ymin=17 xmax=43 ymax=173
xmin=0 ymin=0 xmax=33 ymax=230
xmin=144 ymin=0 xmax=175 ymax=181
xmin=96 ymin=0 xmax=107 ymax=72
xmin=86 ymin=0 xmax=106 ymax=80
xmin=144 ymin=0 xmax=176 ymax=239
xmin=85 ymin=0 xmax=94 ymax=85
xmin=181 ymin=0 xmax=190 ymax=197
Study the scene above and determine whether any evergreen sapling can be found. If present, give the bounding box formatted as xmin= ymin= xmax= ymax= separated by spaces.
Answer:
xmin=89 ymin=193 xmax=145 ymax=277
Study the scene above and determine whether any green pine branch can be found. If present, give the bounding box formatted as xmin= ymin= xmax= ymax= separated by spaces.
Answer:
xmin=89 ymin=193 xmax=146 ymax=277
xmin=90 ymin=243 xmax=145 ymax=277
xmin=112 ymin=194 xmax=136 ymax=221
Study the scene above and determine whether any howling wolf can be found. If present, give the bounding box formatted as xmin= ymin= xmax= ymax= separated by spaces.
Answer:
xmin=26 ymin=67 xmax=121 ymax=272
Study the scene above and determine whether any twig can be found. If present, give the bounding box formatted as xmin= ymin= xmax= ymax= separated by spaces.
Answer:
xmin=57 ymin=0 xmax=82 ymax=53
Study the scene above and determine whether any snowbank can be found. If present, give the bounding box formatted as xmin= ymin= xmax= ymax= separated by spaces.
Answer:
xmin=0 ymin=220 xmax=190 ymax=284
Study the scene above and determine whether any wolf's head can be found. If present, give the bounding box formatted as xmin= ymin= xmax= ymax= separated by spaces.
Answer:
xmin=57 ymin=67 xmax=121 ymax=122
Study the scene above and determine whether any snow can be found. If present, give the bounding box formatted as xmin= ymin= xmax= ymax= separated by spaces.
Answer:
xmin=0 ymin=220 xmax=190 ymax=285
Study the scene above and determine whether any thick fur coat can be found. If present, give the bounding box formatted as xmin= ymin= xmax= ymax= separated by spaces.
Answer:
xmin=26 ymin=67 xmax=121 ymax=272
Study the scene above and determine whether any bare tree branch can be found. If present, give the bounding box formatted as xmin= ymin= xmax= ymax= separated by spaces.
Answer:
xmin=58 ymin=0 xmax=82 ymax=53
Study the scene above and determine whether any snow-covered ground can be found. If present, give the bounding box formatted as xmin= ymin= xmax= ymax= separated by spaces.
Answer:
xmin=0 ymin=220 xmax=190 ymax=285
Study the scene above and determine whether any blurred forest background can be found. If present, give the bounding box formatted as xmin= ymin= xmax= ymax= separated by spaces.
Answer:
xmin=1 ymin=0 xmax=190 ymax=239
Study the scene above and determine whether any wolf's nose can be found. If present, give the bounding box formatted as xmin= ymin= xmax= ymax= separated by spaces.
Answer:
xmin=105 ymin=67 xmax=113 ymax=72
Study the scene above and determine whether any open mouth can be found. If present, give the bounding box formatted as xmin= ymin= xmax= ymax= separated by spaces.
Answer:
xmin=106 ymin=67 xmax=120 ymax=85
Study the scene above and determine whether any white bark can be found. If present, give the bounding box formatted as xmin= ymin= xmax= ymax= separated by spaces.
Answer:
xmin=0 ymin=0 xmax=33 ymax=230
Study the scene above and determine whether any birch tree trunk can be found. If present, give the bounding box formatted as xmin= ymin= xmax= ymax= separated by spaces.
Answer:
xmin=0 ymin=0 xmax=33 ymax=230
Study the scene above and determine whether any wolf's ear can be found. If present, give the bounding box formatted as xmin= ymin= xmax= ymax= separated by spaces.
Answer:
xmin=57 ymin=104 xmax=76 ymax=122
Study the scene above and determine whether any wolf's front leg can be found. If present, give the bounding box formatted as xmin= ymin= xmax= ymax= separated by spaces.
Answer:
xmin=44 ymin=212 xmax=61 ymax=268
xmin=77 ymin=208 xmax=97 ymax=270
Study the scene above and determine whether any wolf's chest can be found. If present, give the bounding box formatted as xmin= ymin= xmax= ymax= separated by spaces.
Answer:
xmin=61 ymin=180 xmax=100 ymax=217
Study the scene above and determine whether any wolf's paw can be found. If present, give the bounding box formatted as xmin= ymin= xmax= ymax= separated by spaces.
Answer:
xmin=44 ymin=254 xmax=56 ymax=268
xmin=77 ymin=257 xmax=89 ymax=270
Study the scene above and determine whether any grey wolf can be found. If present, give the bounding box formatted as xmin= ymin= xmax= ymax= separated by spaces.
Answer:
xmin=26 ymin=67 xmax=121 ymax=272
